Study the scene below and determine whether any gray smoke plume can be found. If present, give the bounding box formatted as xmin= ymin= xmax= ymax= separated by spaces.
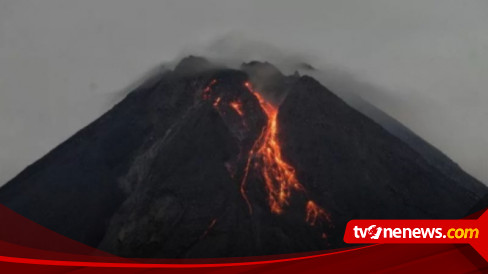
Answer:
xmin=0 ymin=1 xmax=486 ymax=186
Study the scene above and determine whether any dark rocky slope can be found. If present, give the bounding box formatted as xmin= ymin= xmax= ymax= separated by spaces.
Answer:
xmin=0 ymin=57 xmax=486 ymax=258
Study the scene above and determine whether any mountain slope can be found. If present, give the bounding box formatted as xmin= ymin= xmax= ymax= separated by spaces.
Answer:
xmin=278 ymin=76 xmax=484 ymax=229
xmin=0 ymin=57 xmax=486 ymax=258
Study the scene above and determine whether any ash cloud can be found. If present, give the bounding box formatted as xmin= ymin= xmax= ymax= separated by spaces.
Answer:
xmin=0 ymin=1 xmax=486 ymax=186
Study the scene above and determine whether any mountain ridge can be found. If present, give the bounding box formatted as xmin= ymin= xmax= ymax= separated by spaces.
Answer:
xmin=0 ymin=56 xmax=486 ymax=257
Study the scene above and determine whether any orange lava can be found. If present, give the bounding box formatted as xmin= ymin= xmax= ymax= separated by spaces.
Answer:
xmin=203 ymin=79 xmax=217 ymax=100
xmin=202 ymin=79 xmax=330 ymax=230
xmin=242 ymin=82 xmax=330 ymax=229
xmin=305 ymin=200 xmax=330 ymax=226
xmin=230 ymin=101 xmax=244 ymax=117
xmin=213 ymin=97 xmax=221 ymax=107
xmin=241 ymin=82 xmax=304 ymax=214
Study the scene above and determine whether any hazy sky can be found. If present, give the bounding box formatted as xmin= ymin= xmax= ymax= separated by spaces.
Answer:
xmin=0 ymin=0 xmax=487 ymax=186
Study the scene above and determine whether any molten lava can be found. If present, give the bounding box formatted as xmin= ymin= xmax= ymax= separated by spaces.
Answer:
xmin=213 ymin=97 xmax=221 ymax=108
xmin=203 ymin=79 xmax=217 ymax=100
xmin=242 ymin=82 xmax=304 ymax=214
xmin=202 ymin=79 xmax=330 ymax=230
xmin=230 ymin=101 xmax=244 ymax=117
xmin=242 ymin=82 xmax=330 ymax=228
xmin=305 ymin=200 xmax=329 ymax=226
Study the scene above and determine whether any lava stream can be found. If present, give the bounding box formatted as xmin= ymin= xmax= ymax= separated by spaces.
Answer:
xmin=242 ymin=82 xmax=330 ymax=227
xmin=241 ymin=82 xmax=304 ymax=214
xmin=305 ymin=201 xmax=329 ymax=226
xmin=202 ymin=79 xmax=330 ymax=228
xmin=230 ymin=101 xmax=244 ymax=117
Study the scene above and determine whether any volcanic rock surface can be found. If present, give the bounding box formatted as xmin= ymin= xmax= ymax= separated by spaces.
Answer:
xmin=0 ymin=56 xmax=486 ymax=258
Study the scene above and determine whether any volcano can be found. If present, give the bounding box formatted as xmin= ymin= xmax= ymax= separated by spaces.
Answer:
xmin=0 ymin=56 xmax=486 ymax=258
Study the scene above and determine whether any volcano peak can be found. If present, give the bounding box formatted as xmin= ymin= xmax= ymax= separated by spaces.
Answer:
xmin=0 ymin=56 xmax=485 ymax=258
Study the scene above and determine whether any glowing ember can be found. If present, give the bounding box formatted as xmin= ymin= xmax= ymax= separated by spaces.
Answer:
xmin=230 ymin=101 xmax=244 ymax=117
xmin=305 ymin=200 xmax=330 ymax=226
xmin=213 ymin=97 xmax=221 ymax=107
xmin=203 ymin=79 xmax=217 ymax=100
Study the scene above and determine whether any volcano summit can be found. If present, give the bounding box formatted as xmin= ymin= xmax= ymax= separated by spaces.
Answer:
xmin=0 ymin=56 xmax=486 ymax=258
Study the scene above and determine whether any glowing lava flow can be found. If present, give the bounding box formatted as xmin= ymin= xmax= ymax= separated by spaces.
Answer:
xmin=242 ymin=82 xmax=330 ymax=227
xmin=241 ymin=82 xmax=304 ymax=214
xmin=305 ymin=201 xmax=329 ymax=226
xmin=203 ymin=79 xmax=217 ymax=100
xmin=230 ymin=101 xmax=244 ymax=117
xmin=213 ymin=97 xmax=221 ymax=107
xmin=202 ymin=79 xmax=330 ymax=228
